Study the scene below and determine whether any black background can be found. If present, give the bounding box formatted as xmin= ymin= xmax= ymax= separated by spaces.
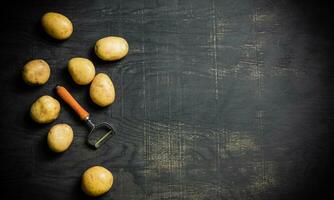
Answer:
xmin=1 ymin=0 xmax=334 ymax=199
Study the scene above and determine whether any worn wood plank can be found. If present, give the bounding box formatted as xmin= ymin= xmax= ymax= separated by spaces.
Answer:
xmin=1 ymin=0 xmax=334 ymax=199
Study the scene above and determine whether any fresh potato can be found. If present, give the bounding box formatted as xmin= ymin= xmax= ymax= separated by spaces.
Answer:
xmin=22 ymin=59 xmax=50 ymax=85
xmin=30 ymin=95 xmax=60 ymax=123
xmin=95 ymin=36 xmax=128 ymax=61
xmin=68 ymin=57 xmax=96 ymax=85
xmin=81 ymin=166 xmax=113 ymax=197
xmin=47 ymin=124 xmax=73 ymax=153
xmin=90 ymin=73 xmax=115 ymax=107
xmin=41 ymin=12 xmax=73 ymax=40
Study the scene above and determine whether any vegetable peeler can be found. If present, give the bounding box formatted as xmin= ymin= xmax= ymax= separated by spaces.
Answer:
xmin=56 ymin=85 xmax=116 ymax=149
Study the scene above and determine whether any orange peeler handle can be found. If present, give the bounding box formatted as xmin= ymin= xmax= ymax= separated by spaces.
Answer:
xmin=56 ymin=85 xmax=89 ymax=120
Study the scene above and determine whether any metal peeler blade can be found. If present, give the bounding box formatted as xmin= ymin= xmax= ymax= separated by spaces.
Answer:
xmin=56 ymin=85 xmax=116 ymax=149
xmin=85 ymin=119 xmax=116 ymax=149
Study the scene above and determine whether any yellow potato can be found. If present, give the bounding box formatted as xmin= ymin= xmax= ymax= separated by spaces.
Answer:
xmin=95 ymin=36 xmax=128 ymax=61
xmin=30 ymin=95 xmax=60 ymax=123
xmin=41 ymin=12 xmax=73 ymax=40
xmin=22 ymin=59 xmax=50 ymax=85
xmin=68 ymin=57 xmax=96 ymax=85
xmin=81 ymin=166 xmax=113 ymax=197
xmin=90 ymin=73 xmax=115 ymax=107
xmin=47 ymin=124 xmax=73 ymax=153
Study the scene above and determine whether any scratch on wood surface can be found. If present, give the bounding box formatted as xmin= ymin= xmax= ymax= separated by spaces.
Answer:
xmin=174 ymin=3 xmax=185 ymax=198
xmin=257 ymin=111 xmax=265 ymax=180
xmin=117 ymin=170 xmax=144 ymax=199
xmin=211 ymin=129 xmax=259 ymax=159
xmin=216 ymin=128 xmax=221 ymax=198
xmin=121 ymin=69 xmax=125 ymax=117
xmin=216 ymin=17 xmax=225 ymax=41
xmin=211 ymin=0 xmax=219 ymax=101
xmin=209 ymin=68 xmax=226 ymax=80
xmin=167 ymin=71 xmax=172 ymax=200
xmin=178 ymin=121 xmax=185 ymax=200
xmin=118 ymin=0 xmax=122 ymax=35
xmin=253 ymin=3 xmax=266 ymax=190
xmin=214 ymin=128 xmax=280 ymax=197
xmin=189 ymin=0 xmax=194 ymax=18
xmin=141 ymin=4 xmax=149 ymax=199
xmin=146 ymin=123 xmax=185 ymax=172
xmin=271 ymin=66 xmax=305 ymax=78
xmin=252 ymin=13 xmax=273 ymax=23
xmin=246 ymin=161 xmax=279 ymax=195
xmin=167 ymin=74 xmax=171 ymax=120
xmin=228 ymin=131 xmax=259 ymax=155
xmin=233 ymin=63 xmax=242 ymax=78
xmin=254 ymin=9 xmax=265 ymax=96
xmin=155 ymin=72 xmax=159 ymax=110
xmin=130 ymin=118 xmax=282 ymax=199
xmin=211 ymin=1 xmax=223 ymax=197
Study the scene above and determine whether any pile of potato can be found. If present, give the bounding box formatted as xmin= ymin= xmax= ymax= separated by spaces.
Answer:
xmin=23 ymin=12 xmax=126 ymax=197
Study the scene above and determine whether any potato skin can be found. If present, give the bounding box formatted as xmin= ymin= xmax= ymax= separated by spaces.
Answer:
xmin=90 ymin=73 xmax=115 ymax=107
xmin=41 ymin=12 xmax=73 ymax=40
xmin=81 ymin=166 xmax=113 ymax=197
xmin=68 ymin=57 xmax=96 ymax=85
xmin=22 ymin=59 xmax=50 ymax=85
xmin=47 ymin=124 xmax=73 ymax=153
xmin=30 ymin=95 xmax=60 ymax=123
xmin=95 ymin=36 xmax=128 ymax=61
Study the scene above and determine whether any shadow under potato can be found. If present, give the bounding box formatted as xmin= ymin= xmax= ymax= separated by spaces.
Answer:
xmin=72 ymin=178 xmax=115 ymax=200
xmin=88 ymin=46 xmax=116 ymax=67
xmin=59 ymin=64 xmax=84 ymax=90
xmin=71 ymin=178 xmax=92 ymax=200
xmin=23 ymin=109 xmax=50 ymax=131
xmin=34 ymin=132 xmax=63 ymax=161
xmin=82 ymin=86 xmax=109 ymax=112
xmin=13 ymin=68 xmax=43 ymax=94
xmin=88 ymin=45 xmax=128 ymax=70
xmin=33 ymin=21 xmax=68 ymax=46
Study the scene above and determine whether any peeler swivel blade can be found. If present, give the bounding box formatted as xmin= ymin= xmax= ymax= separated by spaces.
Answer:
xmin=85 ymin=119 xmax=117 ymax=149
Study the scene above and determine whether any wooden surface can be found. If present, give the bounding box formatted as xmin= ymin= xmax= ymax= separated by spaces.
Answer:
xmin=1 ymin=0 xmax=334 ymax=199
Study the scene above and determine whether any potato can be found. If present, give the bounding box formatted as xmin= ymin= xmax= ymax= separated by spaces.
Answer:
xmin=41 ymin=12 xmax=73 ymax=40
xmin=47 ymin=124 xmax=73 ymax=153
xmin=81 ymin=166 xmax=113 ymax=197
xmin=68 ymin=57 xmax=95 ymax=85
xmin=22 ymin=59 xmax=50 ymax=85
xmin=95 ymin=36 xmax=128 ymax=61
xmin=90 ymin=73 xmax=115 ymax=107
xmin=30 ymin=95 xmax=60 ymax=123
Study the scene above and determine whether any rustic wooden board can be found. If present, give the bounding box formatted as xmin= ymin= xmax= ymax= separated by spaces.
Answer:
xmin=1 ymin=0 xmax=334 ymax=199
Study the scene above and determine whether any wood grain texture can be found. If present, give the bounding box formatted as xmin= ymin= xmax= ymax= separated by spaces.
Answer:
xmin=1 ymin=0 xmax=334 ymax=199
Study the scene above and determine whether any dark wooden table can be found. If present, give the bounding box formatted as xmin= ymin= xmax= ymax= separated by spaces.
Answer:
xmin=1 ymin=0 xmax=334 ymax=199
